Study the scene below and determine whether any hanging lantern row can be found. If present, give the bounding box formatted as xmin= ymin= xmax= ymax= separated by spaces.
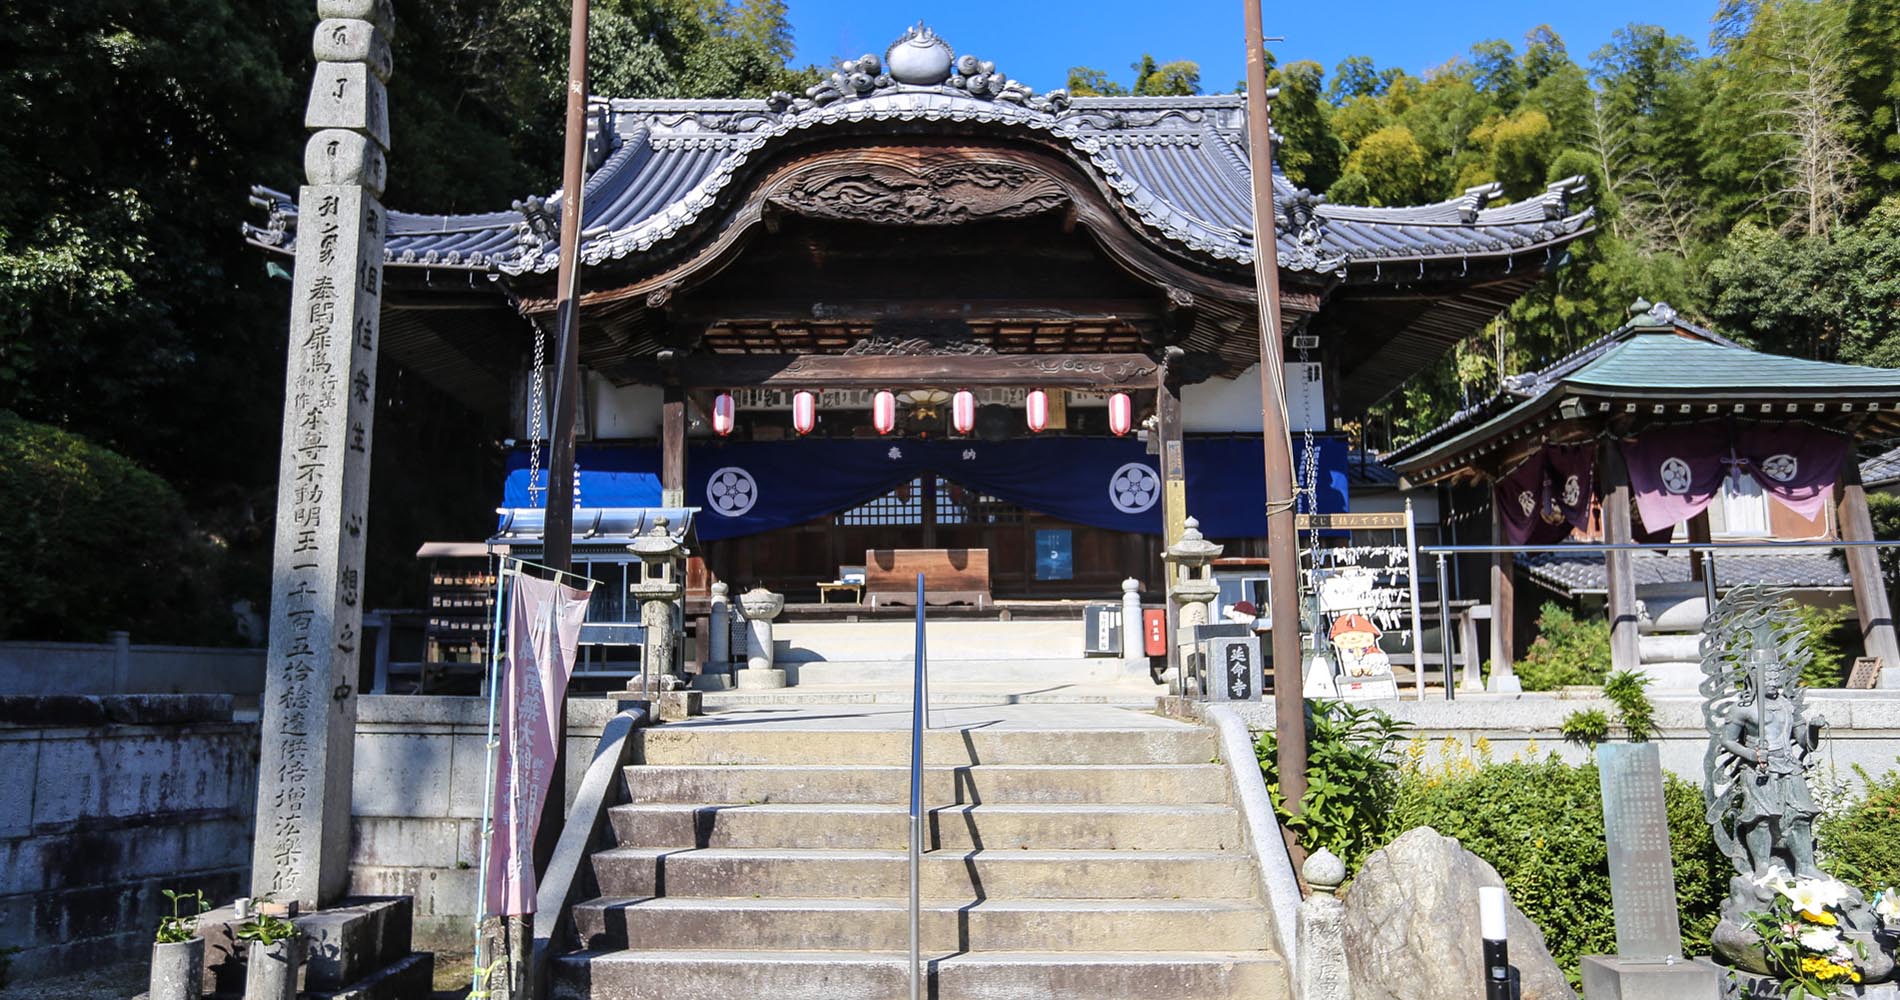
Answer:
xmin=713 ymin=388 xmax=1134 ymax=437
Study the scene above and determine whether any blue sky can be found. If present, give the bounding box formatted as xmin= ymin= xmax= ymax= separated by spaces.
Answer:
xmin=785 ymin=1 xmax=1718 ymax=94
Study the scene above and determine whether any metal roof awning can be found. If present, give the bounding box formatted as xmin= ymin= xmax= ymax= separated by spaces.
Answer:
xmin=489 ymin=507 xmax=699 ymax=548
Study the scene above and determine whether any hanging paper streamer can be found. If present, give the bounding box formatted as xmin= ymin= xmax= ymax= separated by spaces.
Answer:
xmin=953 ymin=390 xmax=976 ymax=435
xmin=1108 ymin=392 xmax=1133 ymax=436
xmin=1026 ymin=389 xmax=1048 ymax=433
xmin=483 ymin=572 xmax=591 ymax=915
xmin=710 ymin=393 xmax=736 ymax=437
xmin=873 ymin=390 xmax=897 ymax=435
xmin=791 ymin=391 xmax=816 ymax=435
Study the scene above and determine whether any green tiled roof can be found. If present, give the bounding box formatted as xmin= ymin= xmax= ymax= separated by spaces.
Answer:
xmin=1568 ymin=333 xmax=1900 ymax=392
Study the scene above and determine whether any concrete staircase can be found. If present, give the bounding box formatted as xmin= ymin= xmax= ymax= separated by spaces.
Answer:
xmin=551 ymin=707 xmax=1287 ymax=999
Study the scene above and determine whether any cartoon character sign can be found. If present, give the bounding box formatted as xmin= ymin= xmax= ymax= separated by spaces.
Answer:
xmin=1329 ymin=612 xmax=1392 ymax=679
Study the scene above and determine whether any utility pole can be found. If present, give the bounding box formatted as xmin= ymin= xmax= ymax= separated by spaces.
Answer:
xmin=1241 ymin=0 xmax=1308 ymax=815
xmin=543 ymin=0 xmax=589 ymax=579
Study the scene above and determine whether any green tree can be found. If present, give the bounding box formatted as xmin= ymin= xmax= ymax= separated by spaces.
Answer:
xmin=1131 ymin=54 xmax=1202 ymax=97
xmin=1269 ymin=60 xmax=1344 ymax=192
xmin=1066 ymin=66 xmax=1128 ymax=97
xmin=1334 ymin=124 xmax=1436 ymax=206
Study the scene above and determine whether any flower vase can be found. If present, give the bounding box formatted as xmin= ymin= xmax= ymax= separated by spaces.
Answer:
xmin=243 ymin=935 xmax=304 ymax=1000
xmin=149 ymin=937 xmax=204 ymax=1000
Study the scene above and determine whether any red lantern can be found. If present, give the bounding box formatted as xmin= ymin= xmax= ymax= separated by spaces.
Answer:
xmin=873 ymin=390 xmax=897 ymax=435
xmin=952 ymin=390 xmax=976 ymax=435
xmin=792 ymin=391 xmax=816 ymax=435
xmin=711 ymin=392 xmax=736 ymax=437
xmin=1108 ymin=392 xmax=1133 ymax=436
xmin=1026 ymin=389 xmax=1048 ymax=433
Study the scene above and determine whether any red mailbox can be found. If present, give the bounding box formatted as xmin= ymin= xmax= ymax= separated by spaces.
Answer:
xmin=1142 ymin=609 xmax=1168 ymax=656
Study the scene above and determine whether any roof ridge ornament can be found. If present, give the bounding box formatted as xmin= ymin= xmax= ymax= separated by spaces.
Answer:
xmin=765 ymin=24 xmax=1071 ymax=116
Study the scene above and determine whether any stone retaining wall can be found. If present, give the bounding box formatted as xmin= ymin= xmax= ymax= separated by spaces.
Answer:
xmin=1180 ymin=691 xmax=1900 ymax=787
xmin=0 ymin=695 xmax=256 ymax=982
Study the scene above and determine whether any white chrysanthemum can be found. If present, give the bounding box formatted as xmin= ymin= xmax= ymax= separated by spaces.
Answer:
xmin=1798 ymin=926 xmax=1842 ymax=952
xmin=1876 ymin=890 xmax=1900 ymax=921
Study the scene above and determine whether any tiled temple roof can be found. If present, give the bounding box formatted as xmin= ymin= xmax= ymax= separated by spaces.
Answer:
xmin=1521 ymin=550 xmax=1850 ymax=597
xmin=245 ymin=45 xmax=1592 ymax=279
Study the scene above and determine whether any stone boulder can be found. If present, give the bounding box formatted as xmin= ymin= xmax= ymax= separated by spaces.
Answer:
xmin=1343 ymin=827 xmax=1576 ymax=1000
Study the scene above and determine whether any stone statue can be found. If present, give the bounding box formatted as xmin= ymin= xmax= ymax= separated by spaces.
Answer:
xmin=1698 ymin=586 xmax=1894 ymax=985
xmin=1703 ymin=617 xmax=1827 ymax=880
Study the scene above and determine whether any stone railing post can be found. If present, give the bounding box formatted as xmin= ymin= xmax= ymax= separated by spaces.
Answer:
xmin=1297 ymin=848 xmax=1352 ymax=1000
xmin=737 ymin=588 xmax=786 ymax=689
xmin=695 ymin=582 xmax=732 ymax=691
xmin=1121 ymin=578 xmax=1149 ymax=680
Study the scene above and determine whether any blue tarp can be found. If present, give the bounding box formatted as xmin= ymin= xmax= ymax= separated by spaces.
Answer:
xmin=501 ymin=435 xmax=1348 ymax=541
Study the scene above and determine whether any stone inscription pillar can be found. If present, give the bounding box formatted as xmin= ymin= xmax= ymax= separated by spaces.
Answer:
xmin=252 ymin=0 xmax=393 ymax=911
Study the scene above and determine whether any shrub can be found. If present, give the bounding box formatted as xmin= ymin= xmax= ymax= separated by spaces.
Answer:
xmin=1560 ymin=708 xmax=1610 ymax=746
xmin=1515 ymin=602 xmax=1611 ymax=691
xmin=1257 ymin=699 xmax=1408 ymax=873
xmin=1818 ymin=762 xmax=1900 ymax=889
xmin=1786 ymin=601 xmax=1855 ymax=688
xmin=1602 ymin=670 xmax=1658 ymax=741
xmin=1389 ymin=747 xmax=1729 ymax=982
xmin=0 ymin=410 xmax=235 ymax=641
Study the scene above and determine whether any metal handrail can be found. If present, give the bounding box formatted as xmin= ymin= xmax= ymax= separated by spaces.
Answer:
xmin=1414 ymin=537 xmax=1900 ymax=701
xmin=908 ymin=571 xmax=929 ymax=1000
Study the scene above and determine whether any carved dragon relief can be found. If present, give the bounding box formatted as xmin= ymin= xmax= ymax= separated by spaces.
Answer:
xmin=842 ymin=336 xmax=998 ymax=356
xmin=767 ymin=161 xmax=1069 ymax=225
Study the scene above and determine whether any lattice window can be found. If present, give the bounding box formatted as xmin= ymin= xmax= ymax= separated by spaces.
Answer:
xmin=940 ymin=478 xmax=1023 ymax=525
xmin=836 ymin=477 xmax=926 ymax=526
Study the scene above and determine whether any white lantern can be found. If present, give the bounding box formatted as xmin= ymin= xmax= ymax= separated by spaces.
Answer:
xmin=711 ymin=392 xmax=736 ymax=437
xmin=792 ymin=391 xmax=816 ymax=435
xmin=1026 ymin=389 xmax=1048 ymax=433
xmin=873 ymin=390 xmax=898 ymax=435
xmin=1108 ymin=392 xmax=1133 ymax=436
xmin=952 ymin=390 xmax=976 ymax=435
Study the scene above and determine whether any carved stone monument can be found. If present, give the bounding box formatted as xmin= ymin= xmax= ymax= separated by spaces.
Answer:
xmin=252 ymin=0 xmax=393 ymax=912
xmin=1699 ymin=586 xmax=1896 ymax=989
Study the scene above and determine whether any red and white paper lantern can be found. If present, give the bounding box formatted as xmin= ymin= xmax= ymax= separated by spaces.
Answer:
xmin=792 ymin=390 xmax=816 ymax=435
xmin=873 ymin=390 xmax=898 ymax=435
xmin=710 ymin=392 xmax=736 ymax=437
xmin=1107 ymin=392 xmax=1133 ymax=437
xmin=1025 ymin=389 xmax=1049 ymax=433
xmin=952 ymin=390 xmax=976 ymax=435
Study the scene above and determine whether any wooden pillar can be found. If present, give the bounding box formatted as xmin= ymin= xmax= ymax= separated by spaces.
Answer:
xmin=1600 ymin=445 xmax=1641 ymax=674
xmin=1687 ymin=509 xmax=1712 ymax=582
xmin=1837 ymin=462 xmax=1900 ymax=683
xmin=1488 ymin=501 xmax=1521 ymax=690
xmin=1157 ymin=374 xmax=1186 ymax=679
xmin=662 ymin=385 xmax=686 ymax=508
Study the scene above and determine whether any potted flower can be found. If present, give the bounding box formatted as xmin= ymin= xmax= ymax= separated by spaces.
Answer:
xmin=150 ymin=888 xmax=208 ymax=1000
xmin=236 ymin=908 xmax=303 ymax=1000
xmin=1748 ymin=870 xmax=1867 ymax=998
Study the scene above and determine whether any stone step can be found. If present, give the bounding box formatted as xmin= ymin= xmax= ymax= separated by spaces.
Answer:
xmin=623 ymin=763 xmax=1232 ymax=805
xmin=607 ymin=802 xmax=1242 ymax=851
xmin=635 ymin=726 xmax=1217 ymax=766
xmin=695 ymin=687 xmax=1161 ymax=708
xmin=590 ymin=847 xmax=1259 ymax=900
xmin=776 ymin=620 xmax=1086 ymax=661
xmin=550 ymin=948 xmax=1287 ymax=1000
xmin=570 ymin=896 xmax=1272 ymax=953
xmin=785 ymin=659 xmax=1122 ymax=686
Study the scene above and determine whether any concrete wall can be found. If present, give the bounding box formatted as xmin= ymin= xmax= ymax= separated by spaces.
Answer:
xmin=0 ymin=695 xmax=256 ymax=981
xmin=1200 ymin=692 xmax=1900 ymax=788
xmin=346 ymin=695 xmax=626 ymax=950
xmin=0 ymin=636 xmax=265 ymax=698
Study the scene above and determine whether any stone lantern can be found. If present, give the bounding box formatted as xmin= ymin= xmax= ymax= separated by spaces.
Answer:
xmin=627 ymin=516 xmax=686 ymax=691
xmin=736 ymin=587 xmax=787 ymax=690
xmin=1163 ymin=517 xmax=1223 ymax=694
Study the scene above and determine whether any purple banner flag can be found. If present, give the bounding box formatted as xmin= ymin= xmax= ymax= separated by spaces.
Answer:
xmin=1494 ymin=443 xmax=1597 ymax=546
xmin=1620 ymin=423 xmax=1729 ymax=533
xmin=485 ymin=573 xmax=591 ymax=916
xmin=1735 ymin=425 xmax=1848 ymax=521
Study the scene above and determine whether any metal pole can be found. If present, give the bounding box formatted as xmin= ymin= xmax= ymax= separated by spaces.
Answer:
xmin=909 ymin=572 xmax=927 ymax=1000
xmin=1701 ymin=549 xmax=1718 ymax=614
xmin=1436 ymin=552 xmax=1453 ymax=702
xmin=470 ymin=566 xmax=512 ymax=996
xmin=1241 ymin=0 xmax=1306 ymax=813
xmin=1405 ymin=499 xmax=1425 ymax=703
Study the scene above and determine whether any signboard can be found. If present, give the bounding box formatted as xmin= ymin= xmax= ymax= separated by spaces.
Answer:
xmin=1142 ymin=609 xmax=1168 ymax=656
xmin=1595 ymin=743 xmax=1685 ymax=959
xmin=1207 ymin=635 xmax=1262 ymax=701
xmin=1083 ymin=603 xmax=1123 ymax=657
xmin=1295 ymin=512 xmax=1410 ymax=530
xmin=1034 ymin=529 xmax=1074 ymax=581
xmin=1848 ymin=656 xmax=1883 ymax=690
